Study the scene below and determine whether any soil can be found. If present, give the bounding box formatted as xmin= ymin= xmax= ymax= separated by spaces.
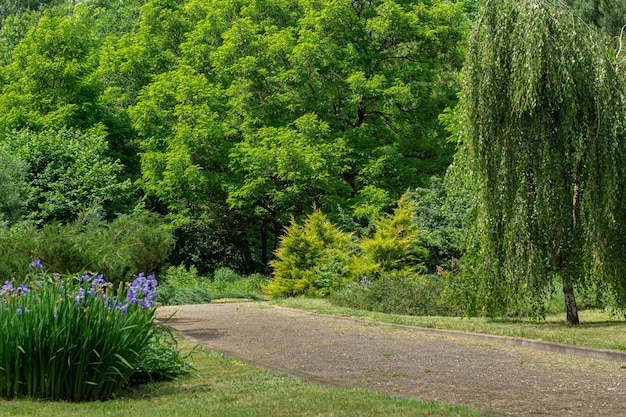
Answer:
xmin=156 ymin=301 xmax=626 ymax=417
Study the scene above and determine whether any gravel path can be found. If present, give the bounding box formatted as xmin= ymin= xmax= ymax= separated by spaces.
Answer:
xmin=156 ymin=302 xmax=626 ymax=417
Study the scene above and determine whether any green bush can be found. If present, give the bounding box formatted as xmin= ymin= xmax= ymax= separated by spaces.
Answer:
xmin=129 ymin=326 xmax=196 ymax=384
xmin=163 ymin=264 xmax=206 ymax=287
xmin=157 ymin=285 xmax=214 ymax=305
xmin=159 ymin=265 xmax=267 ymax=304
xmin=330 ymin=272 xmax=461 ymax=317
xmin=0 ymin=149 xmax=28 ymax=225
xmin=265 ymin=210 xmax=354 ymax=298
xmin=0 ymin=208 xmax=174 ymax=286
xmin=3 ymin=128 xmax=134 ymax=224
xmin=213 ymin=267 xmax=240 ymax=283
xmin=346 ymin=192 xmax=428 ymax=280
xmin=0 ymin=268 xmax=162 ymax=401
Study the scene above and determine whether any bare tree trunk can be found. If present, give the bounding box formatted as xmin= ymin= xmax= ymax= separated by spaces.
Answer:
xmin=561 ymin=270 xmax=579 ymax=325
xmin=560 ymin=157 xmax=582 ymax=325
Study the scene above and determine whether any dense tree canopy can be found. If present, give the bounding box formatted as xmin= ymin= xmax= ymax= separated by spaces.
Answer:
xmin=128 ymin=0 xmax=470 ymax=270
xmin=458 ymin=0 xmax=626 ymax=323
xmin=566 ymin=0 xmax=626 ymax=38
xmin=3 ymin=128 xmax=133 ymax=223
xmin=0 ymin=0 xmax=472 ymax=274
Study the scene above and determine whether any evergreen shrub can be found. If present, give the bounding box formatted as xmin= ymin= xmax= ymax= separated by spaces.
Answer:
xmin=264 ymin=210 xmax=354 ymax=298
xmin=345 ymin=192 xmax=428 ymax=280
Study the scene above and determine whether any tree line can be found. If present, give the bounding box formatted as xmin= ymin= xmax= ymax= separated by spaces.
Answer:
xmin=0 ymin=0 xmax=624 ymax=322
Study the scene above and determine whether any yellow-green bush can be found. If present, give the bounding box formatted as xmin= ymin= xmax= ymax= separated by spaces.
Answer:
xmin=347 ymin=192 xmax=428 ymax=280
xmin=264 ymin=210 xmax=354 ymax=298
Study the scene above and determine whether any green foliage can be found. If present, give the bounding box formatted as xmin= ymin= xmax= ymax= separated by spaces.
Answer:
xmin=129 ymin=326 xmax=196 ymax=384
xmin=163 ymin=264 xmax=205 ymax=287
xmin=458 ymin=0 xmax=626 ymax=319
xmin=348 ymin=192 xmax=428 ymax=280
xmin=167 ymin=213 xmax=251 ymax=277
xmin=228 ymin=113 xmax=352 ymax=227
xmin=410 ymin=177 xmax=469 ymax=273
xmin=0 ymin=149 xmax=27 ymax=224
xmin=0 ymin=0 xmax=61 ymax=22
xmin=0 ymin=209 xmax=174 ymax=286
xmin=0 ymin=10 xmax=42 ymax=66
xmin=0 ymin=270 xmax=158 ymax=401
xmin=126 ymin=0 xmax=471 ymax=272
xmin=330 ymin=272 xmax=460 ymax=317
xmin=0 ymin=0 xmax=475 ymax=279
xmin=0 ymin=10 xmax=101 ymax=131
xmin=213 ymin=267 xmax=239 ymax=283
xmin=158 ymin=264 xmax=267 ymax=304
xmin=265 ymin=210 xmax=354 ymax=298
xmin=3 ymin=128 xmax=133 ymax=223
xmin=566 ymin=0 xmax=626 ymax=38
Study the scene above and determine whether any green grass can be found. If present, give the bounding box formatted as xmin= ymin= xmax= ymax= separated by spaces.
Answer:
xmin=274 ymin=298 xmax=626 ymax=351
xmin=0 ymin=342 xmax=485 ymax=417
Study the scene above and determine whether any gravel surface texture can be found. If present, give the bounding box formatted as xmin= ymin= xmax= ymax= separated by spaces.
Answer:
xmin=156 ymin=302 xmax=626 ymax=417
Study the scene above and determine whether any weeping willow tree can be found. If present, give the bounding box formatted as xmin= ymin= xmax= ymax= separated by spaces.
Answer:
xmin=458 ymin=0 xmax=626 ymax=324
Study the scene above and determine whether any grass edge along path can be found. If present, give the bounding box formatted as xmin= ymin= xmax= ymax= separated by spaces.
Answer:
xmin=0 ymin=340 xmax=487 ymax=417
xmin=274 ymin=298 xmax=626 ymax=353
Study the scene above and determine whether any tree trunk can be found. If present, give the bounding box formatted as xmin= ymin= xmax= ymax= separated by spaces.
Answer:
xmin=561 ymin=270 xmax=580 ymax=325
xmin=560 ymin=157 xmax=582 ymax=325
xmin=260 ymin=223 xmax=268 ymax=274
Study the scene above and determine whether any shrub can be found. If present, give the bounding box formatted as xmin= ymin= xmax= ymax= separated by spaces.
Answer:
xmin=158 ymin=265 xmax=267 ymax=304
xmin=347 ymin=192 xmax=428 ymax=281
xmin=410 ymin=177 xmax=469 ymax=273
xmin=0 ymin=208 xmax=174 ymax=286
xmin=0 ymin=149 xmax=27 ymax=225
xmin=129 ymin=326 xmax=196 ymax=384
xmin=213 ymin=267 xmax=240 ymax=283
xmin=163 ymin=264 xmax=205 ymax=287
xmin=3 ymin=128 xmax=134 ymax=224
xmin=0 ymin=267 xmax=166 ymax=401
xmin=330 ymin=272 xmax=461 ymax=317
xmin=265 ymin=210 xmax=354 ymax=298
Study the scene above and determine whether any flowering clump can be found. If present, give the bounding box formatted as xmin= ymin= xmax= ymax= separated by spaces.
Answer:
xmin=0 ymin=261 xmax=161 ymax=401
xmin=125 ymin=272 xmax=159 ymax=309
xmin=28 ymin=258 xmax=43 ymax=271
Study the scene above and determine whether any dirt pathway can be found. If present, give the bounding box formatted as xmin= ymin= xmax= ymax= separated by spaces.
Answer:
xmin=156 ymin=302 xmax=626 ymax=417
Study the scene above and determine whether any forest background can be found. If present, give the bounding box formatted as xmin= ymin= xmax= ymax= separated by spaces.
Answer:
xmin=0 ymin=0 xmax=624 ymax=320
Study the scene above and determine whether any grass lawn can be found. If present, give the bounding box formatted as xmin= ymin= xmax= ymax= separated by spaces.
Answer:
xmin=0 ymin=341 xmax=485 ymax=417
xmin=275 ymin=298 xmax=626 ymax=351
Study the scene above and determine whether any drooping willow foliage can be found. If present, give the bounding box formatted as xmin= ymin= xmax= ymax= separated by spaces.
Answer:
xmin=457 ymin=0 xmax=626 ymax=322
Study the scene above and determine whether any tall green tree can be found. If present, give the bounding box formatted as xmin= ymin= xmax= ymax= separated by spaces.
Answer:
xmin=458 ymin=0 xmax=626 ymax=323
xmin=132 ymin=0 xmax=470 ymax=272
xmin=0 ymin=11 xmax=100 ymax=132
xmin=4 ymin=128 xmax=133 ymax=223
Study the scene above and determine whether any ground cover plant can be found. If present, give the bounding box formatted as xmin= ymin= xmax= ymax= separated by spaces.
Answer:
xmin=0 ymin=263 xmax=191 ymax=401
xmin=0 ymin=341 xmax=486 ymax=417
